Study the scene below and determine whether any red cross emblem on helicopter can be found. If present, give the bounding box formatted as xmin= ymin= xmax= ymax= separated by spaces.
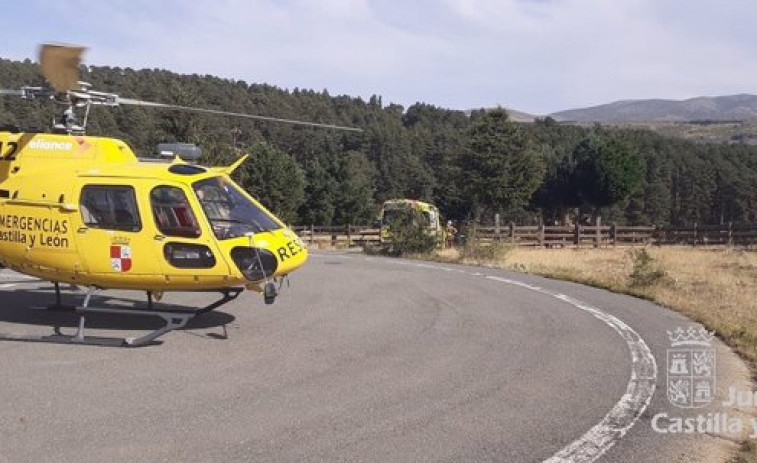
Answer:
xmin=110 ymin=245 xmax=132 ymax=272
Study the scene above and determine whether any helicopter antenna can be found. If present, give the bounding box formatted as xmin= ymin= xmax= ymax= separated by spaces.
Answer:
xmin=0 ymin=43 xmax=363 ymax=134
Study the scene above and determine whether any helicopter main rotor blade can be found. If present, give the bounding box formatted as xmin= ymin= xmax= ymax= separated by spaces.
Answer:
xmin=0 ymin=89 xmax=25 ymax=97
xmin=39 ymin=43 xmax=86 ymax=93
xmin=117 ymin=97 xmax=363 ymax=132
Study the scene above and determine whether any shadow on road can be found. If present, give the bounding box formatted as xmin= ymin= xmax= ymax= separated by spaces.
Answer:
xmin=0 ymin=283 xmax=236 ymax=347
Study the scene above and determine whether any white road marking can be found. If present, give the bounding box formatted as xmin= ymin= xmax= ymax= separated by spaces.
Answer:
xmin=415 ymin=263 xmax=453 ymax=271
xmin=352 ymin=255 xmax=658 ymax=462
xmin=485 ymin=275 xmax=543 ymax=292
xmin=543 ymin=294 xmax=656 ymax=462
xmin=0 ymin=271 xmax=37 ymax=281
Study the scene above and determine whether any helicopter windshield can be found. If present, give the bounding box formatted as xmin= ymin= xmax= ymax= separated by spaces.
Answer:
xmin=193 ymin=177 xmax=281 ymax=240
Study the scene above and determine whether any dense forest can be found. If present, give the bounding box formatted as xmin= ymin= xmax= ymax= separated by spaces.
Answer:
xmin=1 ymin=58 xmax=756 ymax=226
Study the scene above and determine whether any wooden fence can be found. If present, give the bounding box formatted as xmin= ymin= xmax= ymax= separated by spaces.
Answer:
xmin=472 ymin=222 xmax=757 ymax=247
xmin=292 ymin=225 xmax=381 ymax=247
xmin=292 ymin=222 xmax=757 ymax=248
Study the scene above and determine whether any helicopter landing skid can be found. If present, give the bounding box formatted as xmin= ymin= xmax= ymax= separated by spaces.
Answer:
xmin=191 ymin=287 xmax=244 ymax=314
xmin=45 ymin=282 xmax=77 ymax=311
xmin=72 ymin=305 xmax=194 ymax=347
xmin=67 ymin=287 xmax=245 ymax=347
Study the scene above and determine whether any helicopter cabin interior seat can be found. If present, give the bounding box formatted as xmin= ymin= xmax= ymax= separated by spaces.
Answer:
xmin=151 ymin=186 xmax=201 ymax=238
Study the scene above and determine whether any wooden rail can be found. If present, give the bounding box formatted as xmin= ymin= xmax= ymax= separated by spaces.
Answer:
xmin=292 ymin=222 xmax=757 ymax=248
xmin=292 ymin=225 xmax=381 ymax=247
xmin=469 ymin=222 xmax=757 ymax=247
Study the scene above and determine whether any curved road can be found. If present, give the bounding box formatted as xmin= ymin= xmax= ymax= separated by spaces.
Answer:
xmin=0 ymin=251 xmax=749 ymax=462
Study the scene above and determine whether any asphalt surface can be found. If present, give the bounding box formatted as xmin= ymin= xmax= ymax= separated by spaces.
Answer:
xmin=0 ymin=251 xmax=750 ymax=462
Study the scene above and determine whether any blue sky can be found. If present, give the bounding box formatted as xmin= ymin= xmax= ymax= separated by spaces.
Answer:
xmin=3 ymin=0 xmax=755 ymax=114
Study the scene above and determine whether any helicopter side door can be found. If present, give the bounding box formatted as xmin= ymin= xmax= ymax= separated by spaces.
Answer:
xmin=74 ymin=181 xmax=165 ymax=287
xmin=148 ymin=183 xmax=232 ymax=288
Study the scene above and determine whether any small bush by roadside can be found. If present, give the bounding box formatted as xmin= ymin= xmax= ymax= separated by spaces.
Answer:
xmin=627 ymin=248 xmax=669 ymax=287
xmin=376 ymin=209 xmax=439 ymax=257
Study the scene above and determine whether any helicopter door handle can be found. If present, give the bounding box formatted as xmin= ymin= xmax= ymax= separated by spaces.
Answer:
xmin=154 ymin=234 xmax=166 ymax=241
xmin=77 ymin=226 xmax=89 ymax=234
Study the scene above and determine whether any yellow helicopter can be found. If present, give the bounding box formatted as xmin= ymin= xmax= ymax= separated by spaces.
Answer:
xmin=0 ymin=44 xmax=361 ymax=346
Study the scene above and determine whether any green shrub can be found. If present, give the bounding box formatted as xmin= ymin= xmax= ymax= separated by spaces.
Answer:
xmin=628 ymin=248 xmax=667 ymax=287
xmin=381 ymin=209 xmax=439 ymax=256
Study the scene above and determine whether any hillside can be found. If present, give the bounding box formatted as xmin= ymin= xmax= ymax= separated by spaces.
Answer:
xmin=550 ymin=94 xmax=757 ymax=123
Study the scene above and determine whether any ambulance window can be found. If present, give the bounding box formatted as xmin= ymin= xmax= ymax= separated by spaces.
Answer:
xmin=424 ymin=211 xmax=435 ymax=227
xmin=150 ymin=186 xmax=201 ymax=238
xmin=80 ymin=185 xmax=141 ymax=232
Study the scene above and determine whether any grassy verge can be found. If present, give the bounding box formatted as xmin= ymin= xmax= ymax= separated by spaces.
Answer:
xmin=424 ymin=244 xmax=757 ymax=461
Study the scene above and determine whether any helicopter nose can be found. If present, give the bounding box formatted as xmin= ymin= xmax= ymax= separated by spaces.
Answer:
xmin=227 ymin=231 xmax=308 ymax=282
xmin=271 ymin=235 xmax=308 ymax=275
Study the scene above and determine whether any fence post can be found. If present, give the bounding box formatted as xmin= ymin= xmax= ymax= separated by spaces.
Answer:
xmin=346 ymin=224 xmax=352 ymax=247
xmin=595 ymin=216 xmax=601 ymax=248
xmin=509 ymin=222 xmax=515 ymax=244
xmin=611 ymin=223 xmax=617 ymax=246
xmin=573 ymin=222 xmax=580 ymax=247
xmin=539 ymin=222 xmax=545 ymax=247
xmin=494 ymin=213 xmax=501 ymax=242
xmin=728 ymin=221 xmax=733 ymax=246
xmin=693 ymin=222 xmax=698 ymax=246
xmin=309 ymin=224 xmax=315 ymax=246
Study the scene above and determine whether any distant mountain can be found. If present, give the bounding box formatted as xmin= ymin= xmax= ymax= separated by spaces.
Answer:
xmin=550 ymin=94 xmax=757 ymax=123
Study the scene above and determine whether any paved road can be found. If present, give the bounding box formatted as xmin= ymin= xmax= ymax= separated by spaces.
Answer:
xmin=0 ymin=252 xmax=749 ymax=462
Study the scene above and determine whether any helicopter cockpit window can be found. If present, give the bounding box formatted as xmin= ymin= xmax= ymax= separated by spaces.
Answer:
xmin=80 ymin=185 xmax=141 ymax=232
xmin=193 ymin=176 xmax=281 ymax=240
xmin=150 ymin=186 xmax=201 ymax=238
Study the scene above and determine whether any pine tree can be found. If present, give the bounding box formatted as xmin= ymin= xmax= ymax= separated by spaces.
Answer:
xmin=572 ymin=133 xmax=645 ymax=216
xmin=459 ymin=108 xmax=545 ymax=221
xmin=236 ymin=141 xmax=305 ymax=224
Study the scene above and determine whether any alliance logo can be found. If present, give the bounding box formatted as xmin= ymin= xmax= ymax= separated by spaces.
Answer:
xmin=28 ymin=139 xmax=73 ymax=151
xmin=667 ymin=326 xmax=716 ymax=408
